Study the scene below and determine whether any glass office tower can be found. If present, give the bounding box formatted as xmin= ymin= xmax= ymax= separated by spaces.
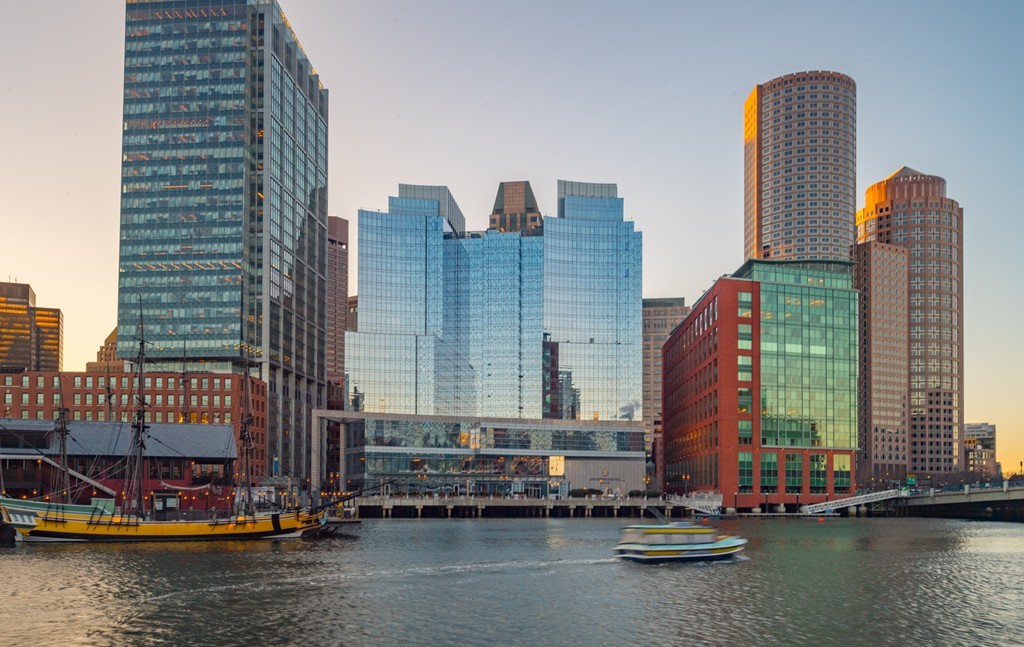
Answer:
xmin=117 ymin=1 xmax=328 ymax=479
xmin=546 ymin=181 xmax=643 ymax=424
xmin=334 ymin=181 xmax=645 ymax=496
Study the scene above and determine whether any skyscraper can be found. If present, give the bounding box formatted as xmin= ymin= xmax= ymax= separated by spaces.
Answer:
xmin=642 ymin=297 xmax=689 ymax=490
xmin=744 ymin=71 xmax=857 ymax=262
xmin=854 ymin=241 xmax=909 ymax=486
xmin=326 ymin=216 xmax=349 ymax=385
xmin=0 ymin=282 xmax=62 ymax=372
xmin=116 ymin=1 xmax=329 ymax=479
xmin=489 ymin=181 xmax=543 ymax=233
xmin=857 ymin=167 xmax=964 ymax=475
xmin=327 ymin=180 xmax=644 ymax=496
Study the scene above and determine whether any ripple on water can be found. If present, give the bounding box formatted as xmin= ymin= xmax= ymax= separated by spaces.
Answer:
xmin=2 ymin=518 xmax=1024 ymax=646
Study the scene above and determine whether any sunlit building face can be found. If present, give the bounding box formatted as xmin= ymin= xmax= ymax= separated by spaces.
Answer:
xmin=744 ymin=71 xmax=857 ymax=263
xmin=857 ymin=168 xmax=964 ymax=475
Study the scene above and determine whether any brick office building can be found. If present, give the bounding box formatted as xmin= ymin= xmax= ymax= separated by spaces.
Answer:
xmin=662 ymin=260 xmax=858 ymax=512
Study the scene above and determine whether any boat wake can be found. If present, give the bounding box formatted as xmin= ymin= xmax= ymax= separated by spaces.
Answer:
xmin=145 ymin=557 xmax=617 ymax=603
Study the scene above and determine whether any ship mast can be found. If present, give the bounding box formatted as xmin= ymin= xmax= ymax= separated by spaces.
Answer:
xmin=239 ymin=353 xmax=255 ymax=517
xmin=127 ymin=309 xmax=149 ymax=518
xmin=55 ymin=402 xmax=70 ymax=506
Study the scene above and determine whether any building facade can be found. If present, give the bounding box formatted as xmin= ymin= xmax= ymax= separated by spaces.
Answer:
xmin=116 ymin=1 xmax=328 ymax=480
xmin=0 ymin=282 xmax=62 ymax=372
xmin=326 ymin=180 xmax=644 ymax=496
xmin=642 ymin=297 xmax=689 ymax=487
xmin=743 ymin=71 xmax=857 ymax=262
xmin=489 ymin=181 xmax=543 ymax=233
xmin=856 ymin=167 xmax=964 ymax=475
xmin=0 ymin=418 xmax=238 ymax=511
xmin=854 ymin=241 xmax=909 ymax=487
xmin=326 ymin=216 xmax=349 ymax=385
xmin=0 ymin=370 xmax=268 ymax=476
xmin=85 ymin=328 xmax=128 ymax=372
xmin=964 ymin=422 xmax=999 ymax=479
xmin=662 ymin=260 xmax=858 ymax=511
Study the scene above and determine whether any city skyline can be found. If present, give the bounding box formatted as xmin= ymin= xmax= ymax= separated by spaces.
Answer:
xmin=1 ymin=1 xmax=1022 ymax=472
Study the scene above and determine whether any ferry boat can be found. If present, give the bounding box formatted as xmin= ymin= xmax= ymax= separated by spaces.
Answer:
xmin=613 ymin=521 xmax=747 ymax=563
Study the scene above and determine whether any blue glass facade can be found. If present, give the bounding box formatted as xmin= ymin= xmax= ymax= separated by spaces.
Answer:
xmin=117 ymin=1 xmax=328 ymax=478
xmin=337 ymin=181 xmax=645 ymax=494
xmin=545 ymin=182 xmax=643 ymax=423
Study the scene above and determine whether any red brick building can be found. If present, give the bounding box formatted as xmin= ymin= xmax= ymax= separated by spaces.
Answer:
xmin=0 ymin=370 xmax=268 ymax=476
xmin=662 ymin=260 xmax=858 ymax=512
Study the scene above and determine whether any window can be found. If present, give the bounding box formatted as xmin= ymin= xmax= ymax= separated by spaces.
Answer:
xmin=738 ymin=291 xmax=753 ymax=318
xmin=738 ymin=420 xmax=753 ymax=445
xmin=738 ymin=323 xmax=753 ymax=350
xmin=738 ymin=355 xmax=752 ymax=382
xmin=786 ymin=454 xmax=803 ymax=494
xmin=739 ymin=452 xmax=753 ymax=492
xmin=761 ymin=452 xmax=778 ymax=489
xmin=833 ymin=455 xmax=851 ymax=492
xmin=737 ymin=388 xmax=752 ymax=413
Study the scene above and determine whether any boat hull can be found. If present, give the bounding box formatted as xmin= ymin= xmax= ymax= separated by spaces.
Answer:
xmin=1 ymin=504 xmax=327 ymax=543
xmin=614 ymin=537 xmax=747 ymax=563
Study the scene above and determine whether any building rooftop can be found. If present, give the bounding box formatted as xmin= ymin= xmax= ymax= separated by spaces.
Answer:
xmin=0 ymin=418 xmax=237 ymax=461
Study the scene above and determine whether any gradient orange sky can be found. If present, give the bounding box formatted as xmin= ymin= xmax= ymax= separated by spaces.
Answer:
xmin=0 ymin=1 xmax=1020 ymax=474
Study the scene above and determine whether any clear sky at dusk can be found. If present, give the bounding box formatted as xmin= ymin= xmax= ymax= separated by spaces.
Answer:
xmin=1 ymin=1 xmax=1021 ymax=472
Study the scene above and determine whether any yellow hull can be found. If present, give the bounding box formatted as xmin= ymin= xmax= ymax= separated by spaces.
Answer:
xmin=3 ymin=505 xmax=327 ymax=543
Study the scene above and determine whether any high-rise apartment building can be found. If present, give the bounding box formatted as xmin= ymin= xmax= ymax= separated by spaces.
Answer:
xmin=489 ymin=181 xmax=543 ymax=233
xmin=662 ymin=260 xmax=858 ymax=510
xmin=323 ymin=180 xmax=644 ymax=496
xmin=642 ymin=297 xmax=689 ymax=486
xmin=0 ymin=282 xmax=62 ymax=372
xmin=116 ymin=1 xmax=328 ymax=480
xmin=857 ymin=167 xmax=964 ymax=475
xmin=326 ymin=216 xmax=349 ymax=385
xmin=744 ymin=71 xmax=857 ymax=262
xmin=854 ymin=241 xmax=909 ymax=486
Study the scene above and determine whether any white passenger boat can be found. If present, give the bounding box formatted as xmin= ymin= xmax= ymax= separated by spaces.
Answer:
xmin=613 ymin=521 xmax=747 ymax=563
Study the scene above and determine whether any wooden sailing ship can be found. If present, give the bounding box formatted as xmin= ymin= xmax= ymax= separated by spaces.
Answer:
xmin=0 ymin=320 xmax=327 ymax=542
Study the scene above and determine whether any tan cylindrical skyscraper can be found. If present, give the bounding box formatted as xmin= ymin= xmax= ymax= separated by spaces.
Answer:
xmin=744 ymin=71 xmax=857 ymax=262
xmin=857 ymin=167 xmax=964 ymax=476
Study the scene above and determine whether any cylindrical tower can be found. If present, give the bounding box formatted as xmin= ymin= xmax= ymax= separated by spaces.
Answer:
xmin=856 ymin=167 xmax=965 ymax=475
xmin=744 ymin=71 xmax=857 ymax=262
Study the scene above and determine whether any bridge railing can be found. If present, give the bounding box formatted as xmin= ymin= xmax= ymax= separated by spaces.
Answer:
xmin=665 ymin=493 xmax=723 ymax=515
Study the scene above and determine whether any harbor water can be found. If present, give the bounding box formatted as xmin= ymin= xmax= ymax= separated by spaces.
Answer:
xmin=2 ymin=517 xmax=1023 ymax=646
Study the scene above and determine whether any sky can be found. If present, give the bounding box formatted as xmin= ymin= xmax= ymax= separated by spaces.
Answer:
xmin=1 ymin=0 xmax=1022 ymax=472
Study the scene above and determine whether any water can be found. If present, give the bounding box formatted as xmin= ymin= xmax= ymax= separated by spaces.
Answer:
xmin=2 ymin=517 xmax=1023 ymax=646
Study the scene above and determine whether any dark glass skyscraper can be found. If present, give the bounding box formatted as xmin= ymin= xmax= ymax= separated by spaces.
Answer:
xmin=116 ymin=1 xmax=328 ymax=479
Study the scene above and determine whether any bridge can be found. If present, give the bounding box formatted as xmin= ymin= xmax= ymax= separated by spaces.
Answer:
xmin=665 ymin=492 xmax=724 ymax=516
xmin=799 ymin=483 xmax=1024 ymax=521
xmin=800 ymin=489 xmax=903 ymax=514
xmin=900 ymin=482 xmax=1024 ymax=521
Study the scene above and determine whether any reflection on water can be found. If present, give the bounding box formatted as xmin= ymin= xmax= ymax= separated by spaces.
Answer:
xmin=2 ymin=518 xmax=1023 ymax=646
